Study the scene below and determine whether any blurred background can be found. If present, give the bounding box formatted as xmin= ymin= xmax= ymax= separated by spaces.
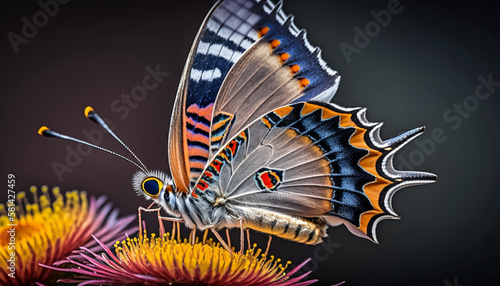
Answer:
xmin=1 ymin=0 xmax=499 ymax=285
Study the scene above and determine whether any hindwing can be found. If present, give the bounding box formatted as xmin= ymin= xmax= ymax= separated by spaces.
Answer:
xmin=191 ymin=102 xmax=437 ymax=242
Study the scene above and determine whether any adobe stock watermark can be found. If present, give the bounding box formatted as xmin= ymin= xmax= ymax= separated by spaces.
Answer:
xmin=7 ymin=0 xmax=70 ymax=54
xmin=397 ymin=73 xmax=499 ymax=171
xmin=339 ymin=0 xmax=407 ymax=64
xmin=5 ymin=174 xmax=17 ymax=279
xmin=50 ymin=64 xmax=170 ymax=182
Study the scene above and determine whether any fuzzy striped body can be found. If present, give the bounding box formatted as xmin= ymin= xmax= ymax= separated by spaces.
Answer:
xmin=242 ymin=208 xmax=327 ymax=245
xmin=156 ymin=186 xmax=328 ymax=245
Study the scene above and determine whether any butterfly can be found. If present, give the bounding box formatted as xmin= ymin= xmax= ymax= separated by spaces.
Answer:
xmin=39 ymin=0 xmax=436 ymax=246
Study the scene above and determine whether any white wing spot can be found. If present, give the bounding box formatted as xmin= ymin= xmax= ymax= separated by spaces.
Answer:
xmin=190 ymin=68 xmax=222 ymax=82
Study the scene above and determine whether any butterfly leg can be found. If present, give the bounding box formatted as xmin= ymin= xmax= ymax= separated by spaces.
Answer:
xmin=138 ymin=205 xmax=161 ymax=236
xmin=138 ymin=205 xmax=184 ymax=238
xmin=239 ymin=218 xmax=245 ymax=256
xmin=246 ymin=229 xmax=251 ymax=250
xmin=264 ymin=235 xmax=272 ymax=257
xmin=173 ymin=221 xmax=177 ymax=241
xmin=202 ymin=229 xmax=209 ymax=244
xmin=189 ymin=227 xmax=197 ymax=245
xmin=225 ymin=229 xmax=232 ymax=250
xmin=159 ymin=216 xmax=184 ymax=238
xmin=209 ymin=227 xmax=232 ymax=254
xmin=176 ymin=221 xmax=181 ymax=241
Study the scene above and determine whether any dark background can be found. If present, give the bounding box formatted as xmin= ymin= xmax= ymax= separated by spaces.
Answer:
xmin=1 ymin=0 xmax=499 ymax=285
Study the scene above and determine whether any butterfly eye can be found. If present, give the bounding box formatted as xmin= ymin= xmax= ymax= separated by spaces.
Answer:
xmin=142 ymin=177 xmax=163 ymax=197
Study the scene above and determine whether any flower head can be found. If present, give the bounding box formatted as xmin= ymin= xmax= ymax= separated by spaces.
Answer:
xmin=0 ymin=185 xmax=136 ymax=285
xmin=46 ymin=230 xmax=318 ymax=285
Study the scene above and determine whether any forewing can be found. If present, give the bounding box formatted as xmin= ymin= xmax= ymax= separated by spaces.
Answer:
xmin=209 ymin=1 xmax=340 ymax=159
xmin=169 ymin=0 xmax=270 ymax=192
xmin=192 ymin=102 xmax=436 ymax=242
xmin=169 ymin=0 xmax=340 ymax=192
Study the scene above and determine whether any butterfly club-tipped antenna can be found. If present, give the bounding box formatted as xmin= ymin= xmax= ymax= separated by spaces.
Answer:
xmin=84 ymin=106 xmax=148 ymax=171
xmin=38 ymin=106 xmax=148 ymax=173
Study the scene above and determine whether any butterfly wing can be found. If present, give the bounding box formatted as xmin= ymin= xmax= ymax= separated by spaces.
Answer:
xmin=192 ymin=102 xmax=437 ymax=242
xmin=208 ymin=1 xmax=341 ymax=161
xmin=169 ymin=0 xmax=280 ymax=192
xmin=169 ymin=0 xmax=340 ymax=192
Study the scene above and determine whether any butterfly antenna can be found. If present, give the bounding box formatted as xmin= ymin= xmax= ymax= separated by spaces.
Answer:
xmin=38 ymin=126 xmax=147 ymax=173
xmin=83 ymin=106 xmax=149 ymax=171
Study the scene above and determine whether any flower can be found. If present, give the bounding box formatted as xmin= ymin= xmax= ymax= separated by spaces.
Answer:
xmin=0 ymin=185 xmax=136 ymax=286
xmin=45 ymin=229 xmax=318 ymax=285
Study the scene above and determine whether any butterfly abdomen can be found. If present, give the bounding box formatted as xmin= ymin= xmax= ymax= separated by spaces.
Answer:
xmin=242 ymin=208 xmax=327 ymax=245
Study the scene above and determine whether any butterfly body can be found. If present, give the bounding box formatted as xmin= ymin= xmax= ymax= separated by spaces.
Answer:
xmin=135 ymin=170 xmax=328 ymax=245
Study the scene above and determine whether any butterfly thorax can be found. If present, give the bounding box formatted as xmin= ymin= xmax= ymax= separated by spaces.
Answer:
xmin=163 ymin=189 xmax=240 ymax=230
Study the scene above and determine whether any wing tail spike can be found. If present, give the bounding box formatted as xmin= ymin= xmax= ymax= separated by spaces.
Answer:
xmin=397 ymin=170 xmax=438 ymax=182
xmin=296 ymin=28 xmax=306 ymax=40
xmin=370 ymin=171 xmax=436 ymax=242
xmin=300 ymin=30 xmax=316 ymax=53
xmin=370 ymin=122 xmax=385 ymax=145
xmin=382 ymin=150 xmax=437 ymax=184
xmin=283 ymin=14 xmax=294 ymax=29
xmin=370 ymin=215 xmax=401 ymax=244
xmin=382 ymin=126 xmax=437 ymax=182
xmin=270 ymin=1 xmax=283 ymax=17
xmin=355 ymin=107 xmax=380 ymax=129
xmin=384 ymin=126 xmax=426 ymax=151
xmin=356 ymin=107 xmax=368 ymax=120
xmin=313 ymin=47 xmax=321 ymax=56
